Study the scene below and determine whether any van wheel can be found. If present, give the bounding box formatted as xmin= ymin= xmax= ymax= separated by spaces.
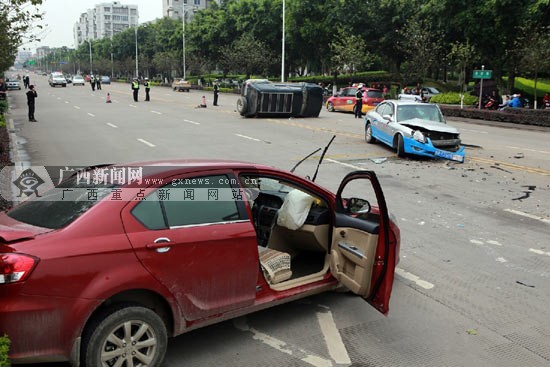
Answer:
xmin=81 ymin=305 xmax=167 ymax=367
xmin=237 ymin=97 xmax=248 ymax=116
xmin=327 ymin=102 xmax=335 ymax=112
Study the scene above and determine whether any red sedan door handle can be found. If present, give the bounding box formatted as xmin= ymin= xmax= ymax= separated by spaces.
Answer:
xmin=146 ymin=237 xmax=173 ymax=253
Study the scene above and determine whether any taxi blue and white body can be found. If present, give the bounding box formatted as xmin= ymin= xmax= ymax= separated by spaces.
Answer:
xmin=364 ymin=100 xmax=465 ymax=162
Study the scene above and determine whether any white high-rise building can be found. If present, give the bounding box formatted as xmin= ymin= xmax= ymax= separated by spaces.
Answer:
xmin=74 ymin=2 xmax=139 ymax=47
xmin=163 ymin=0 xmax=221 ymax=22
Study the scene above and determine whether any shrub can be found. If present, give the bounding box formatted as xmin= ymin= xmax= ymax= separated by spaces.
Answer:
xmin=430 ymin=92 xmax=477 ymax=105
xmin=0 ymin=334 xmax=10 ymax=367
xmin=440 ymin=105 xmax=550 ymax=127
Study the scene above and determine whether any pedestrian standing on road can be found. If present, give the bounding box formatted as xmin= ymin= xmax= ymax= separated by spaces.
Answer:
xmin=132 ymin=78 xmax=140 ymax=102
xmin=354 ymin=87 xmax=363 ymax=118
xmin=90 ymin=75 xmax=96 ymax=91
xmin=96 ymin=76 xmax=102 ymax=90
xmin=213 ymin=80 xmax=220 ymax=106
xmin=23 ymin=75 xmax=30 ymax=89
xmin=26 ymin=85 xmax=38 ymax=122
xmin=144 ymin=78 xmax=151 ymax=101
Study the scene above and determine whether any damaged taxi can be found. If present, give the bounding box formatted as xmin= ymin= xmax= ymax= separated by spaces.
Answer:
xmin=364 ymin=100 xmax=465 ymax=162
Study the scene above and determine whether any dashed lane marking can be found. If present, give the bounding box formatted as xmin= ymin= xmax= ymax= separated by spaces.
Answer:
xmin=233 ymin=317 xmax=334 ymax=367
xmin=151 ymin=110 xmax=162 ymax=115
xmin=325 ymin=158 xmax=364 ymax=170
xmin=87 ymin=113 xmax=95 ymax=117
xmin=395 ymin=267 xmax=435 ymax=290
xmin=505 ymin=146 xmax=550 ymax=155
xmin=74 ymin=106 xmax=81 ymax=109
xmin=137 ymin=138 xmax=156 ymax=148
xmin=183 ymin=119 xmax=200 ymax=125
xmin=235 ymin=134 xmax=261 ymax=142
xmin=529 ymin=248 xmax=550 ymax=257
xmin=504 ymin=209 xmax=550 ymax=225
xmin=316 ymin=310 xmax=351 ymax=365
xmin=106 ymin=123 xmax=118 ymax=128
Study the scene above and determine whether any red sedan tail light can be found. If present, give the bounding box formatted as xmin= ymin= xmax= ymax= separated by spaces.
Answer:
xmin=0 ymin=253 xmax=39 ymax=284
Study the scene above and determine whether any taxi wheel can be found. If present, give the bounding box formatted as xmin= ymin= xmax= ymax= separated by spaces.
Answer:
xmin=365 ymin=123 xmax=376 ymax=144
xmin=327 ymin=102 xmax=335 ymax=112
xmin=396 ymin=135 xmax=405 ymax=157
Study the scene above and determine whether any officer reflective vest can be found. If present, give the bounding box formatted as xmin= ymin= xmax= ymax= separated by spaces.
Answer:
xmin=132 ymin=81 xmax=139 ymax=90
xmin=144 ymin=81 xmax=150 ymax=89
xmin=355 ymin=89 xmax=363 ymax=100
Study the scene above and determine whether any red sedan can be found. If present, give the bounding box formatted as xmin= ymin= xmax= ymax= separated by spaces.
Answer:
xmin=326 ymin=86 xmax=385 ymax=114
xmin=0 ymin=160 xmax=400 ymax=367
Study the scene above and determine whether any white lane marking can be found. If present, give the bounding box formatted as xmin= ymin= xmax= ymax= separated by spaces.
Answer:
xmin=65 ymin=101 xmax=69 ymax=104
xmin=183 ymin=119 xmax=200 ymax=125
xmin=326 ymin=158 xmax=363 ymax=170
xmin=529 ymin=248 xmax=550 ymax=257
xmin=137 ymin=138 xmax=156 ymax=147
xmin=395 ymin=267 xmax=434 ymax=289
xmin=504 ymin=209 xmax=550 ymax=224
xmin=106 ymin=123 xmax=118 ymax=128
xmin=486 ymin=240 xmax=503 ymax=246
xmin=74 ymin=106 xmax=81 ymax=109
xmin=418 ymin=221 xmax=425 ymax=226
xmin=87 ymin=113 xmax=95 ymax=117
xmin=129 ymin=104 xmax=137 ymax=108
xmin=470 ymin=239 xmax=484 ymax=245
xmin=151 ymin=110 xmax=162 ymax=115
xmin=496 ymin=257 xmax=508 ymax=263
xmin=233 ymin=317 xmax=333 ymax=367
xmin=235 ymin=134 xmax=261 ymax=142
xmin=57 ymin=97 xmax=61 ymax=100
xmin=506 ymin=146 xmax=550 ymax=155
xmin=461 ymin=128 xmax=489 ymax=134
xmin=316 ymin=311 xmax=351 ymax=365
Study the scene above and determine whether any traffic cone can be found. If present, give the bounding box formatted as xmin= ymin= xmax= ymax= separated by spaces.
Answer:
xmin=106 ymin=93 xmax=112 ymax=103
xmin=200 ymin=95 xmax=207 ymax=108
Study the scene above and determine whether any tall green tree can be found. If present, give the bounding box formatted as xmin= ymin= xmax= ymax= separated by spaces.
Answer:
xmin=0 ymin=0 xmax=43 ymax=71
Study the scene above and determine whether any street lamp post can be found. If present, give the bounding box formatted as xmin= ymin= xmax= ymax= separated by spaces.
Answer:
xmin=85 ymin=40 xmax=93 ymax=75
xmin=135 ymin=26 xmax=139 ymax=78
xmin=281 ymin=0 xmax=285 ymax=82
xmin=182 ymin=6 xmax=186 ymax=80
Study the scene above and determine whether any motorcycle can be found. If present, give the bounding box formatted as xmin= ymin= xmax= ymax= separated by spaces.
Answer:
xmin=482 ymin=96 xmax=499 ymax=110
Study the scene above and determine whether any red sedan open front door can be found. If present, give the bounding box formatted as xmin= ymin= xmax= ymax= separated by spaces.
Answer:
xmin=329 ymin=170 xmax=397 ymax=315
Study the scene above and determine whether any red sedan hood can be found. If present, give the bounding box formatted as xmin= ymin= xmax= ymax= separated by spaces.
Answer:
xmin=0 ymin=212 xmax=51 ymax=243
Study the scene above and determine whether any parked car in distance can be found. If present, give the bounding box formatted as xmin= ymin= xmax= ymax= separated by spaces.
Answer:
xmin=100 ymin=75 xmax=111 ymax=84
xmin=72 ymin=75 xmax=85 ymax=86
xmin=398 ymin=87 xmax=441 ymax=103
xmin=0 ymin=159 xmax=400 ymax=367
xmin=365 ymin=100 xmax=465 ymax=162
xmin=326 ymin=85 xmax=384 ymax=114
xmin=5 ymin=78 xmax=21 ymax=90
xmin=172 ymin=78 xmax=191 ymax=92
xmin=48 ymin=72 xmax=67 ymax=87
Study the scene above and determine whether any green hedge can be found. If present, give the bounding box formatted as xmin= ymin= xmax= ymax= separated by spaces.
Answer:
xmin=430 ymin=92 xmax=477 ymax=105
xmin=440 ymin=105 xmax=550 ymax=127
xmin=0 ymin=335 xmax=10 ymax=367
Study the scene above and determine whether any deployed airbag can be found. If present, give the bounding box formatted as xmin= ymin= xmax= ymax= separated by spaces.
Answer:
xmin=277 ymin=189 xmax=315 ymax=230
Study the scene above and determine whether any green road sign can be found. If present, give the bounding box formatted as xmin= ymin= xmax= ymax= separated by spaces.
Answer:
xmin=473 ymin=70 xmax=492 ymax=79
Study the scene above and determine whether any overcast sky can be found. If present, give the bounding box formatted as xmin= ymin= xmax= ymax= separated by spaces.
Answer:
xmin=27 ymin=0 xmax=163 ymax=50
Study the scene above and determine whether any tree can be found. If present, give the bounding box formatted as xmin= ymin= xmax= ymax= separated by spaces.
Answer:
xmin=521 ymin=26 xmax=550 ymax=108
xmin=218 ymin=34 xmax=273 ymax=78
xmin=0 ymin=0 xmax=43 ymax=71
xmin=329 ymin=30 xmax=375 ymax=82
xmin=447 ymin=40 xmax=477 ymax=92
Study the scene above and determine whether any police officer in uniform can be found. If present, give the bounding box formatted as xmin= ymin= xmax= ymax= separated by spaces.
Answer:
xmin=354 ymin=87 xmax=363 ymax=118
xmin=131 ymin=78 xmax=139 ymax=102
xmin=213 ymin=80 xmax=219 ymax=106
xmin=144 ymin=78 xmax=151 ymax=101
